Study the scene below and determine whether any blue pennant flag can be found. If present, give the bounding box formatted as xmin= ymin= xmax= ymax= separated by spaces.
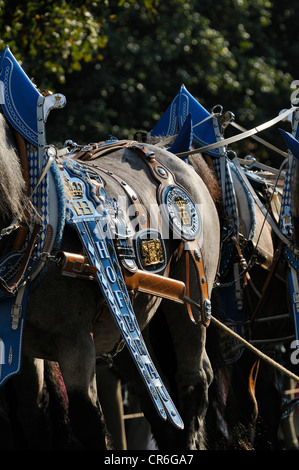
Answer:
xmin=0 ymin=46 xmax=42 ymax=146
xmin=151 ymin=84 xmax=220 ymax=156
xmin=279 ymin=128 xmax=299 ymax=160
xmin=168 ymin=113 xmax=193 ymax=159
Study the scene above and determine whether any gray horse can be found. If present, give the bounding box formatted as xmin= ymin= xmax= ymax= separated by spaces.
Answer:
xmin=0 ymin=113 xmax=220 ymax=449
xmin=142 ymin=131 xmax=295 ymax=449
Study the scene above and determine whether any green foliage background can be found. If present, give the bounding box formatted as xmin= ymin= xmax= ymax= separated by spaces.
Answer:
xmin=0 ymin=0 xmax=298 ymax=164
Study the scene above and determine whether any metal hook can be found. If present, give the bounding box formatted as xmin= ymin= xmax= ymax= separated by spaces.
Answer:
xmin=211 ymin=104 xmax=223 ymax=116
xmin=222 ymin=111 xmax=235 ymax=130
xmin=226 ymin=149 xmax=238 ymax=160
xmin=244 ymin=155 xmax=256 ymax=169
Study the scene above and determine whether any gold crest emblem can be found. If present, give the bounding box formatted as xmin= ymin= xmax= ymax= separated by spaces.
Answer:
xmin=141 ymin=239 xmax=164 ymax=266
xmin=174 ymin=196 xmax=191 ymax=225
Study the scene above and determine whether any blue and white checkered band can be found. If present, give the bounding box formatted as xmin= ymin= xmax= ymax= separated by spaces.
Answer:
xmin=61 ymin=159 xmax=183 ymax=429
xmin=134 ymin=229 xmax=167 ymax=273
xmin=213 ymin=157 xmax=239 ymax=237
xmin=279 ymin=128 xmax=299 ymax=240
xmin=161 ymin=185 xmax=201 ymax=241
xmin=279 ymin=163 xmax=293 ymax=238
xmin=27 ymin=143 xmax=49 ymax=254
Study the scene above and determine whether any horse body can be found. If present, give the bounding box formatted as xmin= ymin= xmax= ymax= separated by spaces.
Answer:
xmin=0 ymin=112 xmax=220 ymax=449
xmin=145 ymin=133 xmax=291 ymax=449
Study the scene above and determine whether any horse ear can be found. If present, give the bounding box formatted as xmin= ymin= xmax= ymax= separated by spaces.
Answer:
xmin=279 ymin=128 xmax=299 ymax=160
xmin=168 ymin=113 xmax=193 ymax=157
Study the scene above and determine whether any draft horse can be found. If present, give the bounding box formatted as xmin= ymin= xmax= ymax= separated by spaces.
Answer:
xmin=144 ymin=124 xmax=296 ymax=449
xmin=0 ymin=112 xmax=220 ymax=449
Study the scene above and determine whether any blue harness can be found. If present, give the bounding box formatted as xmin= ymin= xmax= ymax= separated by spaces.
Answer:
xmin=279 ymin=129 xmax=299 ymax=342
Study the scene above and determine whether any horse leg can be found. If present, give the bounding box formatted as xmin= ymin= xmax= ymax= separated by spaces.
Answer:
xmin=4 ymin=357 xmax=51 ymax=449
xmin=0 ymin=386 xmax=13 ymax=449
xmin=140 ymin=301 xmax=212 ymax=451
xmin=96 ymin=360 xmax=127 ymax=450
xmin=58 ymin=334 xmax=111 ymax=450
xmin=253 ymin=361 xmax=282 ymax=449
xmin=222 ymin=353 xmax=259 ymax=449
xmin=166 ymin=306 xmax=211 ymax=449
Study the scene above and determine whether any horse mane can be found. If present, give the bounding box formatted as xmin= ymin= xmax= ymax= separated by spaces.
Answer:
xmin=0 ymin=113 xmax=26 ymax=225
xmin=188 ymin=153 xmax=223 ymax=217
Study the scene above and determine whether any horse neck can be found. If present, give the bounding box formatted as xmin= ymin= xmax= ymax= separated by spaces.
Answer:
xmin=188 ymin=153 xmax=224 ymax=218
xmin=0 ymin=113 xmax=26 ymax=230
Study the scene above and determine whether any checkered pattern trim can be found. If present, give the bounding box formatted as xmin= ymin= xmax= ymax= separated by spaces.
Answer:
xmin=27 ymin=143 xmax=49 ymax=255
xmin=213 ymin=156 xmax=239 ymax=237
xmin=279 ymin=162 xmax=293 ymax=240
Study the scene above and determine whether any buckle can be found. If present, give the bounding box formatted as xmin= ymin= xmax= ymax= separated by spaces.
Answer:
xmin=11 ymin=304 xmax=22 ymax=330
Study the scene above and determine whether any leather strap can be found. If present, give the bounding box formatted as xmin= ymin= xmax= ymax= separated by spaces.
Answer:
xmin=185 ymin=242 xmax=211 ymax=325
xmin=92 ymin=165 xmax=150 ymax=231
xmin=73 ymin=140 xmax=136 ymax=161
xmin=131 ymin=144 xmax=212 ymax=325
xmin=0 ymin=223 xmax=42 ymax=296
xmin=249 ymin=242 xmax=284 ymax=331
xmin=176 ymin=107 xmax=299 ymax=158
xmin=57 ymin=251 xmax=98 ymax=280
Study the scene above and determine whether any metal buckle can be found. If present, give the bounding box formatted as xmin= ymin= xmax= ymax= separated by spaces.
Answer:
xmin=293 ymin=292 xmax=299 ymax=312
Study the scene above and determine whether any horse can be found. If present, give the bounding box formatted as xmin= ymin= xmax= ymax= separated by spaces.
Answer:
xmin=140 ymin=131 xmax=297 ymax=450
xmin=0 ymin=112 xmax=221 ymax=450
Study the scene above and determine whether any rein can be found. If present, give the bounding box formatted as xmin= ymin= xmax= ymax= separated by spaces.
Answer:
xmin=176 ymin=107 xmax=299 ymax=158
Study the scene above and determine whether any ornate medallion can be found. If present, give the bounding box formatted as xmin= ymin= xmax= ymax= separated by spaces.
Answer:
xmin=135 ymin=229 xmax=167 ymax=273
xmin=162 ymin=185 xmax=201 ymax=241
